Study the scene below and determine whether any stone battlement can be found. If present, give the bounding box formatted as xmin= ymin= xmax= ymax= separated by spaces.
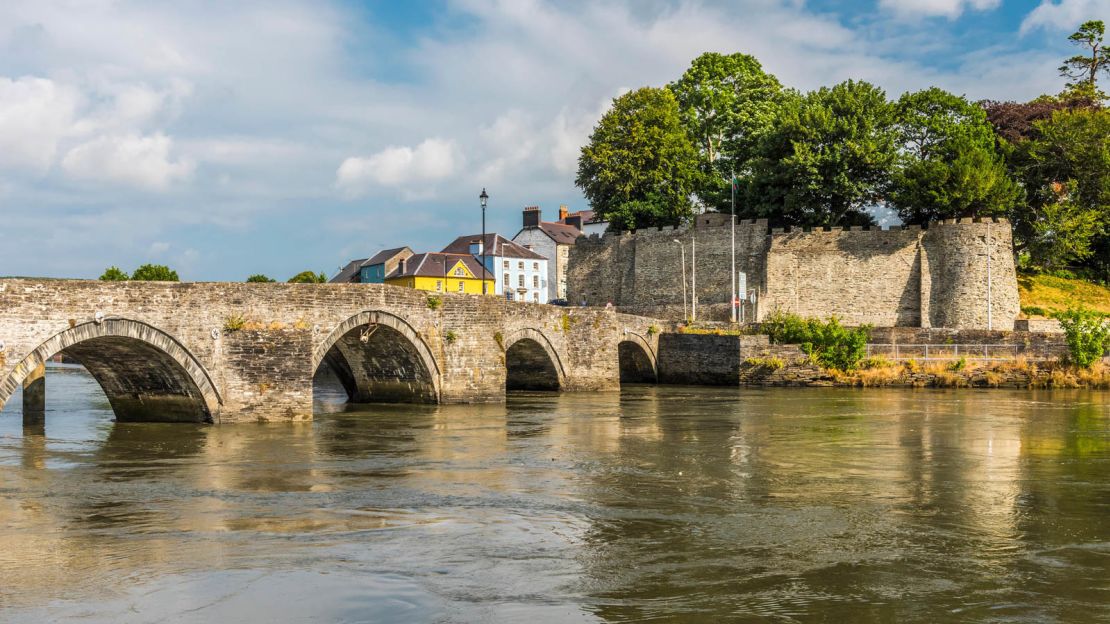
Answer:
xmin=568 ymin=216 xmax=1019 ymax=330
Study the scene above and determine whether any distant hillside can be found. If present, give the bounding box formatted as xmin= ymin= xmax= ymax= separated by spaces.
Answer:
xmin=1018 ymin=273 xmax=1110 ymax=317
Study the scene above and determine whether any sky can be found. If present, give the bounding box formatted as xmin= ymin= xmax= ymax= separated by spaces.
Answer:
xmin=0 ymin=0 xmax=1105 ymax=281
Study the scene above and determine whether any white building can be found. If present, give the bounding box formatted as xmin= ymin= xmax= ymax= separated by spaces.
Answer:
xmin=512 ymin=205 xmax=588 ymax=301
xmin=441 ymin=233 xmax=549 ymax=303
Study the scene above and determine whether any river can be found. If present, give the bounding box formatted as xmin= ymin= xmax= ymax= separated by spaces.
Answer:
xmin=1 ymin=365 xmax=1108 ymax=622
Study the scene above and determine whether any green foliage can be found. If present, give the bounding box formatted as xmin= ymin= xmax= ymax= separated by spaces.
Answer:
xmin=131 ymin=264 xmax=179 ymax=281
xmin=950 ymin=356 xmax=968 ymax=372
xmin=890 ymin=88 xmax=1021 ymax=224
xmin=745 ymin=80 xmax=896 ymax=227
xmin=247 ymin=274 xmax=276 ymax=283
xmin=224 ymin=314 xmax=246 ymax=332
xmin=743 ymin=356 xmax=785 ymax=371
xmin=646 ymin=324 xmax=659 ymax=336
xmin=444 ymin=330 xmax=458 ymax=343
xmin=1053 ymin=307 xmax=1110 ymax=368
xmin=576 ymin=87 xmax=700 ymax=230
xmin=426 ymin=294 xmax=442 ymax=310
xmin=762 ymin=311 xmax=870 ymax=371
xmin=668 ymin=52 xmax=783 ymax=210
xmin=287 ymin=271 xmax=327 ymax=284
xmin=1022 ymin=305 xmax=1049 ymax=317
xmin=1059 ymin=20 xmax=1108 ymax=95
xmin=99 ymin=266 xmax=129 ymax=281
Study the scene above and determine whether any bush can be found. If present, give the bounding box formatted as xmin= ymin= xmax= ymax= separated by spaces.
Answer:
xmin=444 ymin=330 xmax=458 ymax=343
xmin=1021 ymin=305 xmax=1048 ymax=317
xmin=1053 ymin=307 xmax=1110 ymax=368
xmin=426 ymin=295 xmax=442 ymax=310
xmin=288 ymin=271 xmax=327 ymax=284
xmin=763 ymin=311 xmax=870 ymax=371
xmin=131 ymin=264 xmax=179 ymax=281
xmin=99 ymin=266 xmax=129 ymax=281
xmin=247 ymin=274 xmax=276 ymax=283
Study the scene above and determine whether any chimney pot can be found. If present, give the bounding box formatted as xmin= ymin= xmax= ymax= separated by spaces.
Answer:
xmin=523 ymin=206 xmax=541 ymax=228
xmin=559 ymin=205 xmax=568 ymax=221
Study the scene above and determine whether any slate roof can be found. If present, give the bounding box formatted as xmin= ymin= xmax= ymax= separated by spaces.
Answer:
xmin=330 ymin=258 xmax=367 ymax=283
xmin=364 ymin=246 xmax=412 ymax=267
xmin=385 ymin=252 xmax=493 ymax=280
xmin=441 ymin=233 xmax=546 ymax=260
xmin=537 ymin=221 xmax=585 ymax=245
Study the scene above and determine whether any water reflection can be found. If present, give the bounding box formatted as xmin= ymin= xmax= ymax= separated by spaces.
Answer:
xmin=0 ymin=368 xmax=1107 ymax=622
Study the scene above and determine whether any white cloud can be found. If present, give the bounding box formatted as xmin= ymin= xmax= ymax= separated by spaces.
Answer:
xmin=336 ymin=138 xmax=461 ymax=197
xmin=878 ymin=0 xmax=1001 ymax=18
xmin=61 ymin=133 xmax=195 ymax=190
xmin=1021 ymin=0 xmax=1110 ymax=34
xmin=0 ymin=76 xmax=81 ymax=172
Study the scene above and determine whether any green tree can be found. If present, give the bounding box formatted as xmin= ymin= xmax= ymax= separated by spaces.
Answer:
xmin=668 ymin=52 xmax=783 ymax=210
xmin=1053 ymin=307 xmax=1110 ymax=368
xmin=576 ymin=87 xmax=700 ymax=230
xmin=131 ymin=264 xmax=179 ymax=281
xmin=1016 ymin=108 xmax=1110 ymax=269
xmin=1059 ymin=20 xmax=1108 ymax=96
xmin=99 ymin=266 xmax=129 ymax=281
xmin=288 ymin=271 xmax=327 ymax=283
xmin=890 ymin=88 xmax=1021 ymax=224
xmin=246 ymin=274 xmax=276 ymax=283
xmin=745 ymin=80 xmax=897 ymax=226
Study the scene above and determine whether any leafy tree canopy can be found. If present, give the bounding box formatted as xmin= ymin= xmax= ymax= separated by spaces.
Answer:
xmin=668 ymin=52 xmax=783 ymax=210
xmin=1059 ymin=20 xmax=1108 ymax=96
xmin=744 ymin=80 xmax=897 ymax=227
xmin=288 ymin=271 xmax=327 ymax=283
xmin=575 ymin=87 xmax=700 ymax=230
xmin=890 ymin=88 xmax=1021 ymax=224
xmin=130 ymin=264 xmax=179 ymax=281
xmin=246 ymin=274 xmax=276 ymax=283
xmin=99 ymin=266 xmax=129 ymax=281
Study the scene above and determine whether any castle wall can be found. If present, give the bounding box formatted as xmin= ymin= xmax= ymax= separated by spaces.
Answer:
xmin=567 ymin=216 xmax=1019 ymax=330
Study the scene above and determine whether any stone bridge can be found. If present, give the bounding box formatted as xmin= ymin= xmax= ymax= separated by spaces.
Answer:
xmin=0 ymin=280 xmax=662 ymax=424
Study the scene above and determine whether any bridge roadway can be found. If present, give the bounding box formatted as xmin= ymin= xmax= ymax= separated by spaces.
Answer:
xmin=0 ymin=280 xmax=661 ymax=424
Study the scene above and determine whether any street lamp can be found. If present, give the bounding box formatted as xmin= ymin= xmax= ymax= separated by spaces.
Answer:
xmin=674 ymin=239 xmax=687 ymax=322
xmin=479 ymin=188 xmax=489 ymax=294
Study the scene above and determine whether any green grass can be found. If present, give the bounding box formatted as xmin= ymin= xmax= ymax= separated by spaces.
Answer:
xmin=1018 ymin=273 xmax=1110 ymax=317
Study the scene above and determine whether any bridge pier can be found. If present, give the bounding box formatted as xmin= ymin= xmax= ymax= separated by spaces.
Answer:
xmin=22 ymin=362 xmax=45 ymax=428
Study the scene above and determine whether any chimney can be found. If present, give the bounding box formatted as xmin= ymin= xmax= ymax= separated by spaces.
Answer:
xmin=566 ymin=215 xmax=583 ymax=231
xmin=397 ymin=258 xmax=406 ymax=275
xmin=523 ymin=206 xmax=541 ymax=228
xmin=559 ymin=205 xmax=569 ymax=221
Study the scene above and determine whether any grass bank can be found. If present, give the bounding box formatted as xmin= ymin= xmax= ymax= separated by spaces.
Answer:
xmin=1018 ymin=273 xmax=1110 ymax=317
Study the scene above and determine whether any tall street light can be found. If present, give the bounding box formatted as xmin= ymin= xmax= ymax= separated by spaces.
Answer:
xmin=673 ymin=239 xmax=687 ymax=322
xmin=479 ymin=188 xmax=489 ymax=294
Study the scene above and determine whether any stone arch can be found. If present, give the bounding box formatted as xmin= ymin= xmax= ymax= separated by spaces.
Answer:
xmin=503 ymin=327 xmax=566 ymax=391
xmin=0 ymin=318 xmax=221 ymax=423
xmin=314 ymin=310 xmax=441 ymax=404
xmin=618 ymin=332 xmax=657 ymax=384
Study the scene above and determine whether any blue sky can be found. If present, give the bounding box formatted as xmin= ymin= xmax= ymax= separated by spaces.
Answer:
xmin=0 ymin=0 xmax=1105 ymax=281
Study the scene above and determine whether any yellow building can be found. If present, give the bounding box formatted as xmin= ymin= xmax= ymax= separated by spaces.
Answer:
xmin=383 ymin=252 xmax=494 ymax=295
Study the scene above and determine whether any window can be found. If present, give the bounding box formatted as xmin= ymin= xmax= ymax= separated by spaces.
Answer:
xmin=518 ymin=274 xmax=524 ymax=287
xmin=504 ymin=273 xmax=509 ymax=286
xmin=503 ymin=260 xmax=509 ymax=268
xmin=458 ymin=281 xmax=465 ymax=292
xmin=454 ymin=267 xmax=465 ymax=276
xmin=533 ymin=275 xmax=538 ymax=288
xmin=436 ymin=280 xmax=442 ymax=291
xmin=533 ymin=262 xmax=539 ymax=271
xmin=533 ymin=292 xmax=539 ymax=301
xmin=518 ymin=261 xmax=524 ymax=269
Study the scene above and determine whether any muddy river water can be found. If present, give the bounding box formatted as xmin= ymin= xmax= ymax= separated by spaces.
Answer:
xmin=1 ymin=365 xmax=1108 ymax=622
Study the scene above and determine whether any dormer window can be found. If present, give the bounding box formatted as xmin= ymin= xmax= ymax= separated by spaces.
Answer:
xmin=454 ymin=267 xmax=465 ymax=277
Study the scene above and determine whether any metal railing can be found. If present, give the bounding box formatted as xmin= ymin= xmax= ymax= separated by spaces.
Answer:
xmin=866 ymin=343 xmax=1058 ymax=362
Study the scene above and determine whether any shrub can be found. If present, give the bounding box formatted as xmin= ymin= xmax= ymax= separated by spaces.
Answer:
xmin=444 ymin=330 xmax=458 ymax=343
xmin=426 ymin=295 xmax=442 ymax=311
xmin=247 ymin=274 xmax=276 ymax=283
xmin=224 ymin=314 xmax=246 ymax=332
xmin=131 ymin=264 xmax=179 ymax=281
xmin=743 ymin=356 xmax=784 ymax=371
xmin=288 ymin=271 xmax=327 ymax=284
xmin=99 ymin=266 xmax=129 ymax=281
xmin=1053 ymin=307 xmax=1110 ymax=368
xmin=761 ymin=310 xmax=815 ymax=344
xmin=950 ymin=356 xmax=968 ymax=372
xmin=761 ymin=311 xmax=871 ymax=371
xmin=1021 ymin=305 xmax=1048 ymax=317
xmin=646 ymin=324 xmax=659 ymax=336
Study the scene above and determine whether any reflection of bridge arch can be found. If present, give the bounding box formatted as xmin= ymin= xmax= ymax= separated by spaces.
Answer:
xmin=503 ymin=327 xmax=565 ymax=391
xmin=314 ymin=310 xmax=441 ymax=404
xmin=618 ymin=332 xmax=657 ymax=384
xmin=0 ymin=319 xmax=221 ymax=423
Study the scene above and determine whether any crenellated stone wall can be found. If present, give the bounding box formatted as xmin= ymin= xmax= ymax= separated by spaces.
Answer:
xmin=568 ymin=217 xmax=1019 ymax=330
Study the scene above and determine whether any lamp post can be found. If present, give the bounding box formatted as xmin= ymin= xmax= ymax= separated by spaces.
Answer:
xmin=730 ymin=171 xmax=737 ymax=324
xmin=479 ymin=188 xmax=489 ymax=294
xmin=674 ymin=239 xmax=687 ymax=322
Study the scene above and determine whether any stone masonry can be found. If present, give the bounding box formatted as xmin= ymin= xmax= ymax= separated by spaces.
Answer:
xmin=0 ymin=280 xmax=662 ymax=423
xmin=568 ymin=216 xmax=1019 ymax=330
